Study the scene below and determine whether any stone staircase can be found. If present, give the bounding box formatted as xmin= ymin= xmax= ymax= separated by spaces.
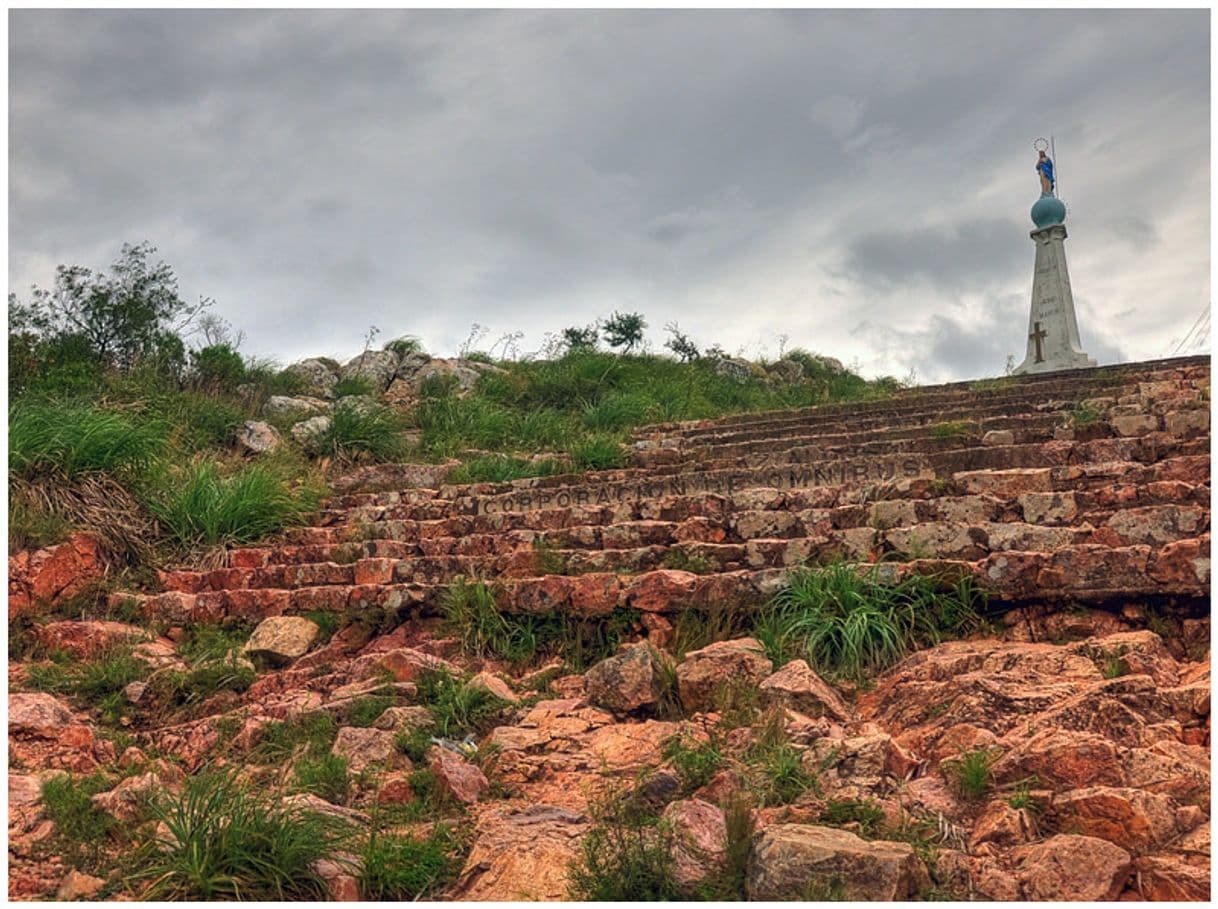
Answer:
xmin=129 ymin=356 xmax=1211 ymax=625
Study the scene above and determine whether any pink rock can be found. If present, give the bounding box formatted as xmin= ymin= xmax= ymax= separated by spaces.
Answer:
xmin=428 ymin=746 xmax=489 ymax=805
xmin=663 ymin=798 xmax=728 ymax=891
xmin=9 ymin=693 xmax=74 ymax=737
xmin=1010 ymin=834 xmax=1132 ymax=900
xmin=677 ymin=638 xmax=773 ymax=712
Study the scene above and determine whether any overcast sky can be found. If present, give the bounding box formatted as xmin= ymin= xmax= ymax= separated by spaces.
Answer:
xmin=8 ymin=8 xmax=1211 ymax=382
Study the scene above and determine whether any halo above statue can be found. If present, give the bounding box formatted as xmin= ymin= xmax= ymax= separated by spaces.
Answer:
xmin=1033 ymin=137 xmax=1050 ymax=153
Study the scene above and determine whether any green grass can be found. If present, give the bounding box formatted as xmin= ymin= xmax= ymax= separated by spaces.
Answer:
xmin=131 ymin=770 xmax=345 ymax=900
xmin=394 ymin=727 xmax=435 ymax=763
xmin=293 ymin=753 xmax=351 ymax=804
xmin=746 ymin=709 xmax=820 ymax=806
xmin=929 ymin=420 xmax=978 ymax=440
xmin=661 ymin=548 xmax=713 ymax=575
xmin=144 ymin=461 xmax=318 ymax=547
xmin=1008 ymin=781 xmax=1036 ymax=811
xmin=359 ymin=826 xmax=459 ymax=899
xmin=572 ymin=435 xmax=626 ymax=470
xmin=9 ymin=402 xmax=166 ymax=478
xmin=345 ymin=695 xmax=396 ymax=728
xmin=315 ymin=399 xmax=409 ymax=461
xmin=820 ymin=798 xmax=885 ymax=837
xmin=415 ymin=669 xmax=509 ymax=738
xmin=26 ymin=646 xmax=149 ymax=723
xmin=251 ymin=713 xmax=339 ymax=761
xmin=446 ymin=455 xmax=565 ymax=485
xmin=41 ymin=773 xmax=116 ymax=869
xmin=661 ymin=732 xmax=725 ymax=794
xmin=755 ymin=563 xmax=984 ymax=682
xmin=332 ymin=376 xmax=376 ymax=398
xmin=567 ymin=786 xmax=680 ymax=901
xmin=945 ymin=747 xmax=999 ymax=800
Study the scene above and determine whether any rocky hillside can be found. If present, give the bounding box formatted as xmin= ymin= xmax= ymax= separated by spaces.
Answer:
xmin=8 ymin=355 xmax=1210 ymax=901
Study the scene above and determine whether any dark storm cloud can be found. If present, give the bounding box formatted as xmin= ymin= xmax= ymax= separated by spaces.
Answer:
xmin=8 ymin=8 xmax=1209 ymax=379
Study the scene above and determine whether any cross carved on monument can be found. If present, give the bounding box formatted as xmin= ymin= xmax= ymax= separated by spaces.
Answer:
xmin=1029 ymin=321 xmax=1047 ymax=363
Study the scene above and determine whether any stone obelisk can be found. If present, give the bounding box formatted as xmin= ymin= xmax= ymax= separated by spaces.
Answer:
xmin=1012 ymin=149 xmax=1095 ymax=375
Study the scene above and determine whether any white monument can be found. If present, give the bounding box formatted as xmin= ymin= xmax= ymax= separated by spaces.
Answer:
xmin=1011 ymin=143 xmax=1096 ymax=375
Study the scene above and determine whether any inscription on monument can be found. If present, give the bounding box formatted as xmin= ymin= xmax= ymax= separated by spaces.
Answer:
xmin=475 ymin=456 xmax=927 ymax=514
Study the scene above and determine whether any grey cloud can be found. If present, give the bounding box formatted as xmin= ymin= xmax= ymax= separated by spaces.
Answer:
xmin=8 ymin=8 xmax=1208 ymax=378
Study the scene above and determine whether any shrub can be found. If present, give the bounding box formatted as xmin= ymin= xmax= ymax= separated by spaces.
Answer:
xmin=190 ymin=344 xmax=246 ymax=391
xmin=252 ymin=713 xmax=338 ymax=761
xmin=601 ymin=311 xmax=647 ymax=353
xmin=346 ymin=695 xmax=395 ymax=728
xmin=567 ymin=786 xmax=679 ymax=900
xmin=9 ymin=402 xmax=165 ymax=479
xmin=394 ymin=727 xmax=434 ymax=763
xmin=132 ymin=771 xmax=344 ymax=899
xmin=663 ymin=322 xmax=700 ymax=362
xmin=359 ymin=826 xmax=458 ymax=899
xmin=820 ymin=798 xmax=885 ymax=837
xmin=561 ymin=324 xmax=599 ymax=353
xmin=144 ymin=462 xmax=317 ymax=547
xmin=755 ymin=564 xmax=983 ymax=682
xmin=316 ymin=400 xmax=408 ymax=461
xmin=27 ymin=646 xmax=148 ymax=724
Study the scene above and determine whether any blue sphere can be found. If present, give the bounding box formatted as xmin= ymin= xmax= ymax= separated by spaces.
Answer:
xmin=1031 ymin=194 xmax=1066 ymax=229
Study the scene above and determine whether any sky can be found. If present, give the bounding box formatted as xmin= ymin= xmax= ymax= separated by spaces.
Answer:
xmin=8 ymin=8 xmax=1211 ymax=383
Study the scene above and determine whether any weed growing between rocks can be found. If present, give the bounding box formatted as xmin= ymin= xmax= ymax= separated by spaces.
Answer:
xmin=26 ymin=646 xmax=149 ymax=724
xmin=566 ymin=783 xmax=681 ymax=901
xmin=359 ymin=824 xmax=461 ymax=899
xmin=661 ymin=732 xmax=725 ymax=794
xmin=40 ymin=773 xmax=117 ymax=871
xmin=756 ymin=563 xmax=984 ymax=681
xmin=945 ymin=746 xmax=1000 ymax=800
xmin=415 ymin=669 xmax=510 ymax=738
xmin=130 ymin=770 xmax=345 ymax=900
xmin=292 ymin=753 xmax=351 ymax=804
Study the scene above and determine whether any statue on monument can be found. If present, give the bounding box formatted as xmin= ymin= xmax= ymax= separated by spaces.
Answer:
xmin=1035 ymin=149 xmax=1055 ymax=196
xmin=1011 ymin=138 xmax=1096 ymax=376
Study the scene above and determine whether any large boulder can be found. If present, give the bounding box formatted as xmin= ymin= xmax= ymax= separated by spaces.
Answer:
xmin=712 ymin=357 xmax=763 ymax=383
xmin=1010 ymin=834 xmax=1132 ymax=900
xmin=746 ymin=824 xmax=928 ymax=900
xmin=676 ymin=638 xmax=773 ymax=713
xmin=450 ymin=805 xmax=589 ymax=900
xmin=759 ymin=659 xmax=850 ymax=721
xmin=384 ymin=357 xmax=495 ymax=407
xmin=242 ymin=616 xmax=320 ymax=666
xmin=428 ymin=745 xmax=489 ymax=805
xmin=584 ymin=643 xmax=663 ymax=715
xmin=663 ymin=798 xmax=728 ymax=892
xmin=262 ymin=395 xmax=331 ymax=422
xmin=9 ymin=693 xmax=75 ymax=737
xmin=290 ymin=415 xmax=333 ymax=451
xmin=340 ymin=349 xmax=401 ymax=393
xmin=331 ymin=727 xmax=402 ymax=773
xmin=767 ymin=359 xmax=805 ymax=384
xmin=1049 ymin=786 xmax=1178 ymax=855
xmin=236 ymin=420 xmax=281 ymax=454
xmin=8 ymin=533 xmax=104 ymax=617
xmin=282 ymin=358 xmax=339 ymax=398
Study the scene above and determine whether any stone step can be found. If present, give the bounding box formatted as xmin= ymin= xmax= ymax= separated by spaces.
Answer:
xmin=130 ymin=535 xmax=1210 ymax=626
xmin=636 ymin=358 xmax=1208 ymax=441
xmin=164 ymin=503 xmax=1209 ymax=596
xmin=638 ymin=358 xmax=1208 ymax=443
xmin=327 ymin=437 xmax=1208 ymax=522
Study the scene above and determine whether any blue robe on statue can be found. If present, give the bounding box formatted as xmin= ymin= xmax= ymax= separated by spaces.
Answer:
xmin=1036 ymin=157 xmax=1055 ymax=191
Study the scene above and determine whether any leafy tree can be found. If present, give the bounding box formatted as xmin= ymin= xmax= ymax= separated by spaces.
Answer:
xmin=11 ymin=242 xmax=210 ymax=370
xmin=562 ymin=324 xmax=599 ymax=353
xmin=663 ymin=321 xmax=700 ymax=362
xmin=190 ymin=344 xmax=247 ymax=391
xmin=601 ymin=311 xmax=647 ymax=353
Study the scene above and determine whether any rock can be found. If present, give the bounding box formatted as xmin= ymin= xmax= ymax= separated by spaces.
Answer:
xmin=262 ymin=394 xmax=331 ymax=421
xmin=759 ymin=659 xmax=850 ymax=721
xmin=663 ymin=798 xmax=728 ymax=892
xmin=981 ymin=429 xmax=1015 ymax=446
xmin=9 ymin=693 xmax=74 ymax=737
xmin=364 ymin=647 xmax=457 ymax=683
xmin=340 ymin=349 xmax=401 ymax=393
xmin=584 ymin=643 xmax=663 ymax=715
xmin=384 ymin=357 xmax=490 ymax=406
xmin=236 ymin=420 xmax=280 ymax=454
xmin=91 ymin=772 xmax=162 ymax=821
xmin=282 ymin=792 xmax=369 ymax=825
xmin=242 ymin=615 xmax=320 ymax=666
xmin=676 ymin=638 xmax=773 ymax=713
xmin=1111 ymin=413 xmax=1159 ymax=437
xmin=313 ymin=857 xmax=361 ymax=901
xmin=768 ymin=359 xmax=805 ymax=384
xmin=712 ymin=357 xmax=762 ymax=382
xmin=331 ymin=461 xmax=456 ymax=494
xmin=291 ymin=415 xmax=333 ymax=450
xmin=124 ymin=680 xmax=149 ymax=704
xmin=375 ymin=773 xmax=416 ymax=805
xmin=1049 ymin=786 xmax=1178 ymax=854
xmin=331 ymin=726 xmax=402 ymax=773
xmin=467 ymin=671 xmax=519 ymax=704
xmin=428 ymin=745 xmax=489 ymax=805
xmin=283 ymin=358 xmax=339 ymax=398
xmin=1133 ymin=853 xmax=1211 ymax=900
xmin=56 ymin=870 xmax=105 ymax=901
xmin=1010 ymin=834 xmax=1132 ymax=900
xmin=373 ymin=706 xmax=434 ymax=733
xmin=450 ymin=805 xmax=589 ymax=900
xmin=8 ymin=532 xmax=103 ymax=616
xmin=746 ymin=824 xmax=928 ymax=900
xmin=30 ymin=620 xmax=147 ymax=659
xmin=969 ymin=801 xmax=1036 ymax=850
